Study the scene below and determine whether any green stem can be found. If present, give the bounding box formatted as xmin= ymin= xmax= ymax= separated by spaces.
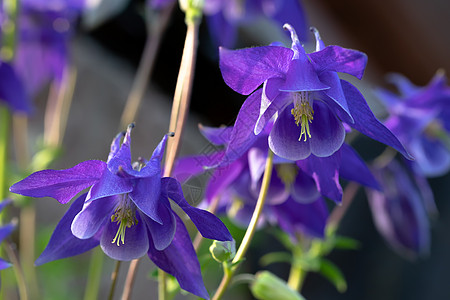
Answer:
xmin=107 ymin=260 xmax=121 ymax=300
xmin=0 ymin=106 xmax=9 ymax=206
xmin=83 ymin=248 xmax=104 ymax=300
xmin=158 ymin=269 xmax=167 ymax=300
xmin=212 ymin=150 xmax=274 ymax=300
xmin=287 ymin=262 xmax=305 ymax=291
xmin=4 ymin=240 xmax=28 ymax=300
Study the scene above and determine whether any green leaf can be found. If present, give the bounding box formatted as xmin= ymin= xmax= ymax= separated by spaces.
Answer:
xmin=318 ymin=259 xmax=347 ymax=293
xmin=334 ymin=236 xmax=361 ymax=250
xmin=259 ymin=252 xmax=292 ymax=266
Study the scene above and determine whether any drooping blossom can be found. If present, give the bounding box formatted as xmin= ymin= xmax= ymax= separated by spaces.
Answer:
xmin=14 ymin=0 xmax=85 ymax=95
xmin=376 ymin=72 xmax=450 ymax=177
xmin=10 ymin=124 xmax=232 ymax=299
xmin=219 ymin=24 xmax=410 ymax=161
xmin=0 ymin=62 xmax=31 ymax=113
xmin=174 ymin=123 xmax=380 ymax=239
xmin=148 ymin=0 xmax=308 ymax=48
xmin=367 ymin=160 xmax=435 ymax=258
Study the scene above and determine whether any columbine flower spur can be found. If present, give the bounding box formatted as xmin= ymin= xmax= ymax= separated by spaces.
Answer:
xmin=219 ymin=24 xmax=411 ymax=161
xmin=10 ymin=124 xmax=232 ymax=299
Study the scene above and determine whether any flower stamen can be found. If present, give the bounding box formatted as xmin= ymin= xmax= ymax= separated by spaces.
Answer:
xmin=110 ymin=196 xmax=138 ymax=246
xmin=291 ymin=92 xmax=314 ymax=141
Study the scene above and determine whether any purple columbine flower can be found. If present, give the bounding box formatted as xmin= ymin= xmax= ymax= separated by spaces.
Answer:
xmin=14 ymin=0 xmax=84 ymax=95
xmin=367 ymin=160 xmax=435 ymax=258
xmin=10 ymin=124 xmax=232 ymax=299
xmin=376 ymin=72 xmax=450 ymax=177
xmin=174 ymin=123 xmax=380 ymax=239
xmin=219 ymin=24 xmax=411 ymax=161
xmin=148 ymin=0 xmax=307 ymax=48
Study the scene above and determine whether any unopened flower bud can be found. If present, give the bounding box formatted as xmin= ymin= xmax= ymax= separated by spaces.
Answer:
xmin=250 ymin=271 xmax=305 ymax=300
xmin=209 ymin=239 xmax=236 ymax=263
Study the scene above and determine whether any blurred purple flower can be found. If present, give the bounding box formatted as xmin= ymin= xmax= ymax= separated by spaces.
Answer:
xmin=14 ymin=0 xmax=85 ymax=95
xmin=148 ymin=0 xmax=308 ymax=48
xmin=367 ymin=160 xmax=434 ymax=258
xmin=10 ymin=124 xmax=231 ymax=299
xmin=174 ymin=124 xmax=380 ymax=239
xmin=0 ymin=62 xmax=31 ymax=113
xmin=0 ymin=201 xmax=15 ymax=276
xmin=219 ymin=24 xmax=410 ymax=161
xmin=376 ymin=72 xmax=450 ymax=177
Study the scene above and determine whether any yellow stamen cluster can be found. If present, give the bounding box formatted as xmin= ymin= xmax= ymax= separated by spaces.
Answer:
xmin=111 ymin=206 xmax=138 ymax=246
xmin=291 ymin=92 xmax=314 ymax=141
xmin=275 ymin=164 xmax=299 ymax=188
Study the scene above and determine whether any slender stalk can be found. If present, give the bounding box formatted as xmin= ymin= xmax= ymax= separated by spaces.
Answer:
xmin=327 ymin=182 xmax=360 ymax=228
xmin=108 ymin=261 xmax=121 ymax=300
xmin=0 ymin=107 xmax=9 ymax=206
xmin=164 ymin=21 xmax=199 ymax=177
xmin=158 ymin=270 xmax=167 ymax=300
xmin=120 ymin=3 xmax=175 ymax=128
xmin=4 ymin=240 xmax=28 ymax=300
xmin=84 ymin=248 xmax=104 ymax=300
xmin=212 ymin=150 xmax=275 ymax=300
xmin=287 ymin=262 xmax=305 ymax=291
xmin=44 ymin=67 xmax=77 ymax=147
xmin=121 ymin=259 xmax=138 ymax=300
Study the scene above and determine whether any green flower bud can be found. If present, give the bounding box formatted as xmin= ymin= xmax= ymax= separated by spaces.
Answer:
xmin=250 ymin=271 xmax=305 ymax=300
xmin=209 ymin=239 xmax=236 ymax=263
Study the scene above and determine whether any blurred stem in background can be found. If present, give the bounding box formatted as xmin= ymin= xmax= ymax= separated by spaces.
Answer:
xmin=120 ymin=2 xmax=175 ymax=128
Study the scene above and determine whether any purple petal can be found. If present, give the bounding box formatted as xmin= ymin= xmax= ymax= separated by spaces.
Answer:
xmin=255 ymin=91 xmax=290 ymax=135
xmin=219 ymin=46 xmax=293 ymax=95
xmin=317 ymin=71 xmax=353 ymax=123
xmin=35 ymin=193 xmax=100 ymax=266
xmin=290 ymin=169 xmax=320 ymax=204
xmin=269 ymin=105 xmax=312 ymax=160
xmin=386 ymin=73 xmax=419 ymax=97
xmin=269 ymin=102 xmax=345 ymax=161
xmin=0 ymin=61 xmax=31 ymax=113
xmin=71 ymin=196 xmax=117 ymax=239
xmin=199 ymin=125 xmax=233 ymax=145
xmin=141 ymin=198 xmax=176 ymax=251
xmin=206 ymin=10 xmax=237 ymax=49
xmin=148 ymin=214 xmax=209 ymax=299
xmin=271 ymin=0 xmax=309 ymax=42
xmin=162 ymin=177 xmax=232 ymax=241
xmin=272 ymin=196 xmax=328 ymax=238
xmin=223 ymin=89 xmax=262 ymax=165
xmin=205 ymin=159 xmax=245 ymax=203
xmin=341 ymin=79 xmax=413 ymax=159
xmin=10 ymin=160 xmax=106 ymax=204
xmin=0 ymin=200 xmax=11 ymax=214
xmin=172 ymin=151 xmax=225 ymax=183
xmin=86 ymin=169 xmax=133 ymax=202
xmin=100 ymin=213 xmax=149 ymax=261
xmin=339 ymin=144 xmax=380 ymax=190
xmin=280 ymin=58 xmax=330 ymax=92
xmin=129 ymin=175 xmax=162 ymax=224
xmin=0 ymin=257 xmax=11 ymax=270
xmin=410 ymin=135 xmax=450 ymax=177
xmin=150 ymin=135 xmax=168 ymax=161
xmin=297 ymin=151 xmax=343 ymax=203
xmin=107 ymin=131 xmax=125 ymax=163
xmin=308 ymin=101 xmax=346 ymax=157
xmin=308 ymin=45 xmax=367 ymax=79
xmin=0 ymin=223 xmax=15 ymax=244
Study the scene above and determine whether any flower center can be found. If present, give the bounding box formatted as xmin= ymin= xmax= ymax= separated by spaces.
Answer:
xmin=110 ymin=195 xmax=138 ymax=246
xmin=275 ymin=163 xmax=298 ymax=188
xmin=291 ymin=92 xmax=314 ymax=142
